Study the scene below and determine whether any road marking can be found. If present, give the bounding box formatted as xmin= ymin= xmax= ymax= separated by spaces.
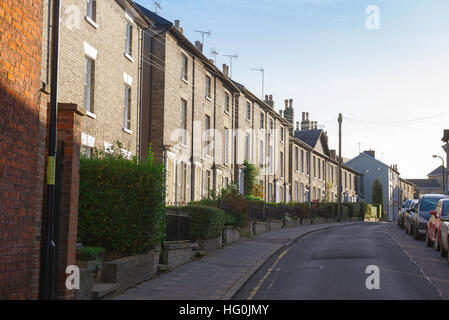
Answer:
xmin=247 ymin=248 xmax=289 ymax=300
xmin=246 ymin=229 xmax=326 ymax=300
xmin=385 ymin=231 xmax=444 ymax=300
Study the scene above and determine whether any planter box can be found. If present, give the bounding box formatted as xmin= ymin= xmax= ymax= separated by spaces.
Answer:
xmin=223 ymin=226 xmax=240 ymax=245
xmin=197 ymin=236 xmax=222 ymax=253
xmin=100 ymin=250 xmax=159 ymax=297
xmin=162 ymin=242 xmax=198 ymax=269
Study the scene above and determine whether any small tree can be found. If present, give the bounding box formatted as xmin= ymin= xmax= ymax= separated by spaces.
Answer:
xmin=243 ymin=160 xmax=259 ymax=196
xmin=372 ymin=179 xmax=384 ymax=207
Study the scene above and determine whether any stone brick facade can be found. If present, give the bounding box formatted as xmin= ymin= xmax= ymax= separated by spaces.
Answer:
xmin=41 ymin=0 xmax=148 ymax=159
xmin=0 ymin=0 xmax=44 ymax=299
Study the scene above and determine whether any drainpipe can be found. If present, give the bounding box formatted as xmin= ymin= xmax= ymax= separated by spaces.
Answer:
xmin=41 ymin=0 xmax=61 ymax=300
xmin=190 ymin=56 xmax=196 ymax=201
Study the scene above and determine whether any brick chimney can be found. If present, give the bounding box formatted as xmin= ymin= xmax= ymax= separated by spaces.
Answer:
xmin=301 ymin=111 xmax=311 ymax=130
xmin=364 ymin=150 xmax=375 ymax=158
xmin=195 ymin=40 xmax=203 ymax=53
xmin=283 ymin=98 xmax=294 ymax=126
xmin=265 ymin=94 xmax=274 ymax=108
xmin=222 ymin=64 xmax=229 ymax=77
xmin=330 ymin=150 xmax=337 ymax=160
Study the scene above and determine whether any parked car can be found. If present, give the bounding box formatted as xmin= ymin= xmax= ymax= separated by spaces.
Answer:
xmin=404 ymin=200 xmax=419 ymax=235
xmin=398 ymin=199 xmax=412 ymax=229
xmin=410 ymin=194 xmax=449 ymax=240
xmin=439 ymin=216 xmax=449 ymax=260
xmin=425 ymin=199 xmax=449 ymax=251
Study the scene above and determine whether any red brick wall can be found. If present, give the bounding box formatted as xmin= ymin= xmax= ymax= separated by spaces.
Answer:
xmin=0 ymin=0 xmax=44 ymax=299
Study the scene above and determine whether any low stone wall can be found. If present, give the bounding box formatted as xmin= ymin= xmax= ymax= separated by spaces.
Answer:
xmin=268 ymin=220 xmax=283 ymax=231
xmin=101 ymin=250 xmax=159 ymax=296
xmin=163 ymin=242 xmax=198 ymax=268
xmin=252 ymin=221 xmax=268 ymax=235
xmin=198 ymin=236 xmax=222 ymax=253
xmin=223 ymin=227 xmax=240 ymax=245
xmin=74 ymin=266 xmax=95 ymax=300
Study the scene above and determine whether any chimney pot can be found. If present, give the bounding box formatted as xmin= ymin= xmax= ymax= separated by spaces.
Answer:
xmin=306 ymin=112 xmax=309 ymax=120
xmin=289 ymin=98 xmax=293 ymax=108
xmin=265 ymin=95 xmax=269 ymax=101
xmin=285 ymin=99 xmax=288 ymax=108
xmin=269 ymin=94 xmax=273 ymax=101
xmin=296 ymin=121 xmax=300 ymax=131
xmin=302 ymin=112 xmax=305 ymax=121
xmin=174 ymin=20 xmax=180 ymax=29
xmin=279 ymin=110 xmax=283 ymax=116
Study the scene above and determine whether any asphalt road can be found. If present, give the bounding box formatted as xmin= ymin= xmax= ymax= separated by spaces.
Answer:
xmin=234 ymin=222 xmax=449 ymax=300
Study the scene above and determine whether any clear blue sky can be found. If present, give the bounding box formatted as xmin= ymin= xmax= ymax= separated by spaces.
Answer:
xmin=138 ymin=0 xmax=449 ymax=178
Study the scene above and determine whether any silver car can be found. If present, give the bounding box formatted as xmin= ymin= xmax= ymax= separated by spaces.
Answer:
xmin=439 ymin=217 xmax=449 ymax=261
xmin=410 ymin=194 xmax=449 ymax=240
xmin=404 ymin=200 xmax=419 ymax=235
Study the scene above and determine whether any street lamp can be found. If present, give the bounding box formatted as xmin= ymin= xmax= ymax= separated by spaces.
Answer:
xmin=432 ymin=155 xmax=446 ymax=195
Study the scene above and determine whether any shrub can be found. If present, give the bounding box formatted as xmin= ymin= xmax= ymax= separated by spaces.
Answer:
xmin=78 ymin=144 xmax=166 ymax=256
xmin=76 ymin=246 xmax=105 ymax=261
xmin=186 ymin=205 xmax=225 ymax=241
xmin=219 ymin=183 xmax=250 ymax=227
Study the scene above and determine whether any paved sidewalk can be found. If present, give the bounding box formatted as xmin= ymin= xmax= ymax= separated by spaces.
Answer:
xmin=115 ymin=222 xmax=361 ymax=300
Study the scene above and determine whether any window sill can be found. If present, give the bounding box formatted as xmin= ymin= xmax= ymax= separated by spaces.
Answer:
xmin=84 ymin=16 xmax=98 ymax=29
xmin=181 ymin=77 xmax=189 ymax=85
xmin=86 ymin=111 xmax=97 ymax=119
xmin=124 ymin=53 xmax=134 ymax=62
xmin=224 ymin=110 xmax=230 ymax=116
xmin=123 ymin=127 xmax=132 ymax=135
xmin=205 ymin=96 xmax=212 ymax=102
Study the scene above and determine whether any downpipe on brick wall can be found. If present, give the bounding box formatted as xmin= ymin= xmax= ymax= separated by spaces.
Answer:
xmin=41 ymin=0 xmax=61 ymax=300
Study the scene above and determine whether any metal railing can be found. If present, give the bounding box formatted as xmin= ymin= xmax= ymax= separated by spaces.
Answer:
xmin=165 ymin=207 xmax=191 ymax=242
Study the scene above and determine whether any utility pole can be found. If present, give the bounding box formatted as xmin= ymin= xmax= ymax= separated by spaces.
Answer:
xmin=338 ymin=113 xmax=342 ymax=222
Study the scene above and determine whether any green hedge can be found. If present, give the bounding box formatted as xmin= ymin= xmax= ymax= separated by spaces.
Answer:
xmin=78 ymin=146 xmax=166 ymax=256
xmin=186 ymin=205 xmax=225 ymax=241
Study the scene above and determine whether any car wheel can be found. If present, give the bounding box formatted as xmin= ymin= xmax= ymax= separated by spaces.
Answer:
xmin=434 ymin=231 xmax=440 ymax=251
xmin=426 ymin=231 xmax=432 ymax=247
xmin=441 ymin=240 xmax=448 ymax=258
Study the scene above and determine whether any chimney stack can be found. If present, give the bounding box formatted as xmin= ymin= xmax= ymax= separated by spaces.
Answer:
xmin=301 ymin=111 xmax=312 ymax=130
xmin=363 ymin=150 xmax=375 ymax=158
xmin=194 ymin=40 xmax=203 ymax=53
xmin=265 ymin=94 xmax=274 ymax=108
xmin=222 ymin=64 xmax=229 ymax=77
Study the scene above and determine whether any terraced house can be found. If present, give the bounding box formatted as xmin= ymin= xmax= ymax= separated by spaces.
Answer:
xmin=289 ymin=112 xmax=362 ymax=204
xmin=41 ymin=0 xmax=149 ymax=159
xmin=137 ymin=6 xmax=241 ymax=204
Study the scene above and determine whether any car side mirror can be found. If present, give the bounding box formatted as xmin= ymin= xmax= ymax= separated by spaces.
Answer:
xmin=430 ymin=210 xmax=437 ymax=216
